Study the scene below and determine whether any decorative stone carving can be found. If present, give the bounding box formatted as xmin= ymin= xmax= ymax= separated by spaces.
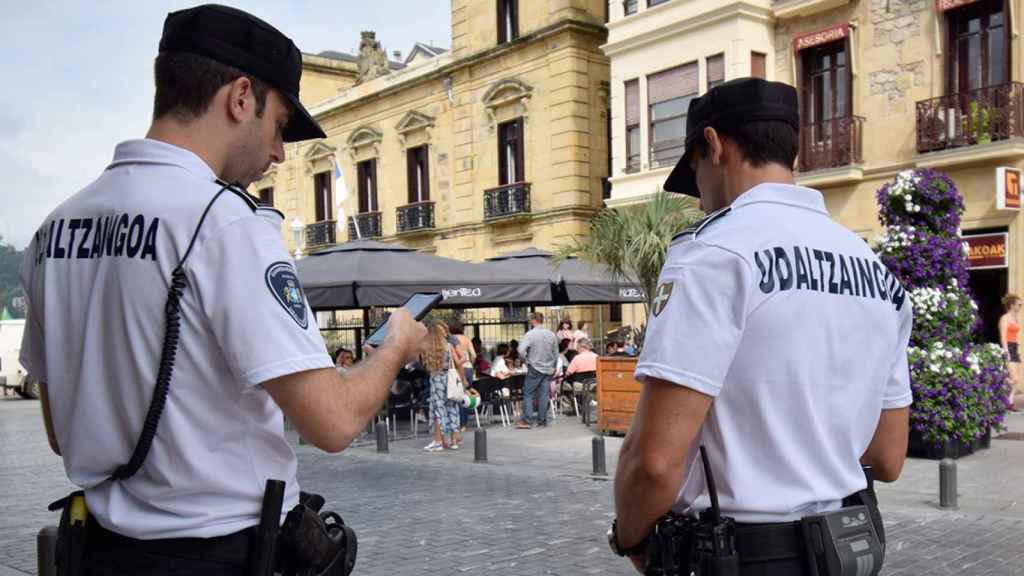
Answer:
xmin=302 ymin=142 xmax=336 ymax=175
xmin=355 ymin=31 xmax=390 ymax=85
xmin=346 ymin=126 xmax=383 ymax=160
xmin=395 ymin=111 xmax=436 ymax=148
xmin=482 ymin=78 xmax=534 ymax=130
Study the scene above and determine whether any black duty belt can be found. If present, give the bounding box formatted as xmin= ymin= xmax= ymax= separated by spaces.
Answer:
xmin=87 ymin=519 xmax=255 ymax=566
xmin=734 ymin=521 xmax=803 ymax=564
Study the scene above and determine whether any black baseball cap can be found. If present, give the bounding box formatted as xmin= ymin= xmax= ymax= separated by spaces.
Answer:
xmin=159 ymin=4 xmax=326 ymax=142
xmin=663 ymin=78 xmax=800 ymax=198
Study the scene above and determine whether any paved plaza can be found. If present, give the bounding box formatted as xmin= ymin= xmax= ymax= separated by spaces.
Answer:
xmin=2 ymin=396 xmax=1024 ymax=575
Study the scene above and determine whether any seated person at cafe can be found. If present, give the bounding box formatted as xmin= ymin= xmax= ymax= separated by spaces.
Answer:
xmin=491 ymin=343 xmax=513 ymax=380
xmin=566 ymin=338 xmax=599 ymax=392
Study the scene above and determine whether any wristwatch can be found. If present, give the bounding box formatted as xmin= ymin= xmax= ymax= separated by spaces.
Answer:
xmin=607 ymin=520 xmax=650 ymax=557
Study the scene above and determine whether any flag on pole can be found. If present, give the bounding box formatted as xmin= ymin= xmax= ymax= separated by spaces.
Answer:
xmin=332 ymin=153 xmax=360 ymax=240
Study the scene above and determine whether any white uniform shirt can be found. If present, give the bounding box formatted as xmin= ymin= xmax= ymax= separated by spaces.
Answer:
xmin=19 ymin=139 xmax=333 ymax=539
xmin=636 ymin=183 xmax=913 ymax=523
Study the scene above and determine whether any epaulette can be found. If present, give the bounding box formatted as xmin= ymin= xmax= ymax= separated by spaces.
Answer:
xmin=672 ymin=206 xmax=731 ymax=241
xmin=215 ymin=178 xmax=284 ymax=217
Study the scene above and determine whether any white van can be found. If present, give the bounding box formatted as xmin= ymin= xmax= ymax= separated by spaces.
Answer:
xmin=0 ymin=319 xmax=38 ymax=399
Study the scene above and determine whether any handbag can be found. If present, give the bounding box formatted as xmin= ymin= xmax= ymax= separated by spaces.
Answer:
xmin=445 ymin=347 xmax=465 ymax=402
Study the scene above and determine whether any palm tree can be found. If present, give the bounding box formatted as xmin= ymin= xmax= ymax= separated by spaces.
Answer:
xmin=557 ymin=191 xmax=703 ymax=323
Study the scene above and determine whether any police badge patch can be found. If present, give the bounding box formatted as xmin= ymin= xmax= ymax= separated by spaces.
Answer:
xmin=265 ymin=261 xmax=308 ymax=329
xmin=653 ymin=282 xmax=674 ymax=317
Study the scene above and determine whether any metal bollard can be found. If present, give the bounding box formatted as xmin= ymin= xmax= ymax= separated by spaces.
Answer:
xmin=299 ymin=434 xmax=307 ymax=445
xmin=592 ymin=435 xmax=607 ymax=476
xmin=939 ymin=458 xmax=957 ymax=509
xmin=37 ymin=525 xmax=57 ymax=576
xmin=474 ymin=427 xmax=488 ymax=462
xmin=376 ymin=421 xmax=389 ymax=453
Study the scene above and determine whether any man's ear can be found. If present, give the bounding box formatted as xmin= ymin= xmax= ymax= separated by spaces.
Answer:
xmin=703 ymin=127 xmax=724 ymax=166
xmin=225 ymin=76 xmax=256 ymax=124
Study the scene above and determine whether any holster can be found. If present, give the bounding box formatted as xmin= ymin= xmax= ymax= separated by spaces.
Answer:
xmin=277 ymin=492 xmax=358 ymax=576
xmin=48 ymin=491 xmax=89 ymax=576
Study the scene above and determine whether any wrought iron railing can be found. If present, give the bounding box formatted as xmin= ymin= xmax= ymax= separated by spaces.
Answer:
xmin=396 ymin=201 xmax=435 ymax=233
xmin=304 ymin=220 xmax=336 ymax=250
xmin=484 ymin=182 xmax=531 ymax=220
xmin=348 ymin=211 xmax=382 ymax=240
xmin=916 ymin=82 xmax=1024 ymax=154
xmin=798 ymin=115 xmax=865 ymax=172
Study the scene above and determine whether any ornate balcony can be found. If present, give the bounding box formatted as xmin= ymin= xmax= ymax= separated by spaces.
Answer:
xmin=798 ymin=115 xmax=864 ymax=172
xmin=396 ymin=201 xmax=435 ymax=233
xmin=348 ymin=211 xmax=382 ymax=241
xmin=916 ymin=82 xmax=1024 ymax=154
xmin=304 ymin=220 xmax=336 ymax=251
xmin=484 ymin=182 xmax=531 ymax=221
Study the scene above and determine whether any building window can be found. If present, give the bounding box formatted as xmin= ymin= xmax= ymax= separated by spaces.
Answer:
xmin=751 ymin=52 xmax=766 ymax=79
xmin=946 ymin=0 xmax=1008 ymax=94
xmin=357 ymin=159 xmax=378 ymax=213
xmin=498 ymin=118 xmax=525 ymax=185
xmin=623 ymin=0 xmax=638 ymax=16
xmin=648 ymin=0 xmax=670 ymax=7
xmin=624 ymin=79 xmax=641 ymax=173
xmin=497 ymin=0 xmax=519 ymax=44
xmin=257 ymin=187 xmax=274 ymax=207
xmin=407 ymin=146 xmax=430 ymax=203
xmin=648 ymin=63 xmax=697 ymax=169
xmin=707 ymin=53 xmax=725 ymax=90
xmin=313 ymin=172 xmax=332 ymax=222
xmin=802 ymin=40 xmax=850 ymax=129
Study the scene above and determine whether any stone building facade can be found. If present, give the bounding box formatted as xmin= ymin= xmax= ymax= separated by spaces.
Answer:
xmin=253 ymin=0 xmax=610 ymax=267
xmin=605 ymin=0 xmax=1023 ymax=340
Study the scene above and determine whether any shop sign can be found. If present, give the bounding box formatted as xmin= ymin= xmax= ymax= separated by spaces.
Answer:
xmin=793 ymin=23 xmax=849 ymax=51
xmin=997 ymin=167 xmax=1021 ymax=210
xmin=963 ymin=233 xmax=1008 ymax=270
xmin=935 ymin=0 xmax=981 ymax=12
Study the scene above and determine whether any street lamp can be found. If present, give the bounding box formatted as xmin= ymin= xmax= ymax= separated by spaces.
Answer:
xmin=290 ymin=217 xmax=304 ymax=259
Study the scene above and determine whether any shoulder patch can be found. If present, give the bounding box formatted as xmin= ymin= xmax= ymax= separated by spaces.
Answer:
xmin=265 ymin=261 xmax=309 ymax=329
xmin=672 ymin=206 xmax=732 ymax=242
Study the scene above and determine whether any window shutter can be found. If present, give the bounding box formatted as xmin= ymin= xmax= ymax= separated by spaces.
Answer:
xmin=421 ymin=147 xmax=431 ymax=201
xmin=648 ymin=63 xmax=698 ymax=104
xmin=515 ymin=118 xmax=525 ymax=183
xmin=625 ymin=80 xmax=639 ymax=126
xmin=707 ymin=54 xmax=725 ymax=86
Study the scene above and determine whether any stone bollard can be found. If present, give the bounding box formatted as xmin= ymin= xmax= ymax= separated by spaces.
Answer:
xmin=37 ymin=525 xmax=57 ymax=576
xmin=376 ymin=421 xmax=389 ymax=453
xmin=474 ymin=427 xmax=487 ymax=463
xmin=939 ymin=458 xmax=957 ymax=509
xmin=592 ymin=435 xmax=607 ymax=476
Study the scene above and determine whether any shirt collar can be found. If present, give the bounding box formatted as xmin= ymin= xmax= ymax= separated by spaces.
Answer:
xmin=107 ymin=139 xmax=218 ymax=181
xmin=730 ymin=182 xmax=829 ymax=216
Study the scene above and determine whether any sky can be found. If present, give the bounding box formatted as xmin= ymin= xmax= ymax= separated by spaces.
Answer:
xmin=0 ymin=1 xmax=451 ymax=249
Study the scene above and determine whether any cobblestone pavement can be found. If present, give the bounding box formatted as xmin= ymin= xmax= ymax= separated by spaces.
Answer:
xmin=3 ymin=396 xmax=1024 ymax=575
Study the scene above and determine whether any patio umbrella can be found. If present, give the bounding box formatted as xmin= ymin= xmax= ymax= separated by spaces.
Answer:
xmin=295 ymin=240 xmax=552 ymax=310
xmin=483 ymin=247 xmax=645 ymax=305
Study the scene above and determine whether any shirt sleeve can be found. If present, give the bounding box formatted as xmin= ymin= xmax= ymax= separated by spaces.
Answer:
xmin=18 ymin=236 xmax=47 ymax=382
xmin=188 ymin=216 xmax=333 ymax=390
xmin=883 ymin=300 xmax=914 ymax=409
xmin=634 ymin=240 xmax=752 ymax=397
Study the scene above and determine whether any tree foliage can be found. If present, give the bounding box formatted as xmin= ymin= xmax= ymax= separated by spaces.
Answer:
xmin=0 ymin=236 xmax=25 ymax=318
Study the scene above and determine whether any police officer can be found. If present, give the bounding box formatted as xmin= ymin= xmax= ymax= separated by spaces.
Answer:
xmin=608 ymin=78 xmax=912 ymax=574
xmin=19 ymin=5 xmax=426 ymax=574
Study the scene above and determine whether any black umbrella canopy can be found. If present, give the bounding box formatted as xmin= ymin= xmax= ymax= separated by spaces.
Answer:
xmin=295 ymin=240 xmax=551 ymax=310
xmin=484 ymin=248 xmax=645 ymax=304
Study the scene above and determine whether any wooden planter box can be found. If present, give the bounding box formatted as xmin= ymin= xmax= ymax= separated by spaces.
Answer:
xmin=597 ymin=357 xmax=641 ymax=435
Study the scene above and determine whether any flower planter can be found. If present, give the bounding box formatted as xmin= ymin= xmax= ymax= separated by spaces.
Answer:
xmin=907 ymin=428 xmax=974 ymax=460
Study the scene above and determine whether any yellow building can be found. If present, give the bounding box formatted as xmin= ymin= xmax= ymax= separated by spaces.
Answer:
xmin=254 ymin=0 xmax=611 ymax=267
xmin=604 ymin=0 xmax=1023 ymax=340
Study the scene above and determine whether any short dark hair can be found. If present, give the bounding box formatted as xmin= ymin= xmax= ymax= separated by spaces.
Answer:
xmin=559 ymin=338 xmax=571 ymax=353
xmin=528 ymin=312 xmax=544 ymax=323
xmin=695 ymin=120 xmax=798 ymax=170
xmin=153 ymin=51 xmax=270 ymax=122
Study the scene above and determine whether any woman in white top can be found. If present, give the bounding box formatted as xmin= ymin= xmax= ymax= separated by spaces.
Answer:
xmin=572 ymin=320 xmax=590 ymax=350
xmin=490 ymin=343 xmax=512 ymax=379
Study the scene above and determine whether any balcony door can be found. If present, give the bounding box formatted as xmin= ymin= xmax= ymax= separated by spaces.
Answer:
xmin=357 ymin=159 xmax=378 ymax=214
xmin=947 ymin=0 xmax=1008 ymax=95
xmin=313 ymin=171 xmax=332 ymax=222
xmin=803 ymin=40 xmax=850 ymax=140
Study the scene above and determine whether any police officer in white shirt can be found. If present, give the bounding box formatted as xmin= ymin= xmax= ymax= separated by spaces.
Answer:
xmin=19 ymin=5 xmax=426 ymax=574
xmin=608 ymin=78 xmax=912 ymax=575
